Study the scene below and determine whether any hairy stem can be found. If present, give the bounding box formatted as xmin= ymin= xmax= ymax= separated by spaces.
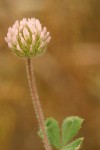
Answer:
xmin=26 ymin=58 xmax=52 ymax=150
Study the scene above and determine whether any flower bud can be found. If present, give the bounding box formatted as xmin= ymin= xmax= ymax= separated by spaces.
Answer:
xmin=5 ymin=18 xmax=51 ymax=57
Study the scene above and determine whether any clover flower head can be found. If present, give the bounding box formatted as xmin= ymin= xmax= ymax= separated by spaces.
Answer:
xmin=5 ymin=18 xmax=51 ymax=57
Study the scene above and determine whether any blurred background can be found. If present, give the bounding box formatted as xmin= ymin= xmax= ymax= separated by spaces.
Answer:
xmin=0 ymin=0 xmax=100 ymax=149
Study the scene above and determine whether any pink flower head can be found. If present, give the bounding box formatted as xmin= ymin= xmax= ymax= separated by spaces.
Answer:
xmin=5 ymin=18 xmax=51 ymax=57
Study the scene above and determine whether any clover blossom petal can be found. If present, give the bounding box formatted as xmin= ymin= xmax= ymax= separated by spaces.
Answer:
xmin=5 ymin=18 xmax=51 ymax=57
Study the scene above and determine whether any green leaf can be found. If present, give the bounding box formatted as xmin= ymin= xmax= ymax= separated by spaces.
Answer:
xmin=62 ymin=116 xmax=84 ymax=146
xmin=62 ymin=137 xmax=84 ymax=150
xmin=38 ymin=117 xmax=61 ymax=149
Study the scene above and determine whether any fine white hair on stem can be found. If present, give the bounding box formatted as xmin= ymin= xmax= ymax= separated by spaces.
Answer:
xmin=26 ymin=58 xmax=52 ymax=150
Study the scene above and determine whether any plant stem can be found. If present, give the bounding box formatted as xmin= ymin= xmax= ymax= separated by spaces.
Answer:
xmin=26 ymin=58 xmax=52 ymax=150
